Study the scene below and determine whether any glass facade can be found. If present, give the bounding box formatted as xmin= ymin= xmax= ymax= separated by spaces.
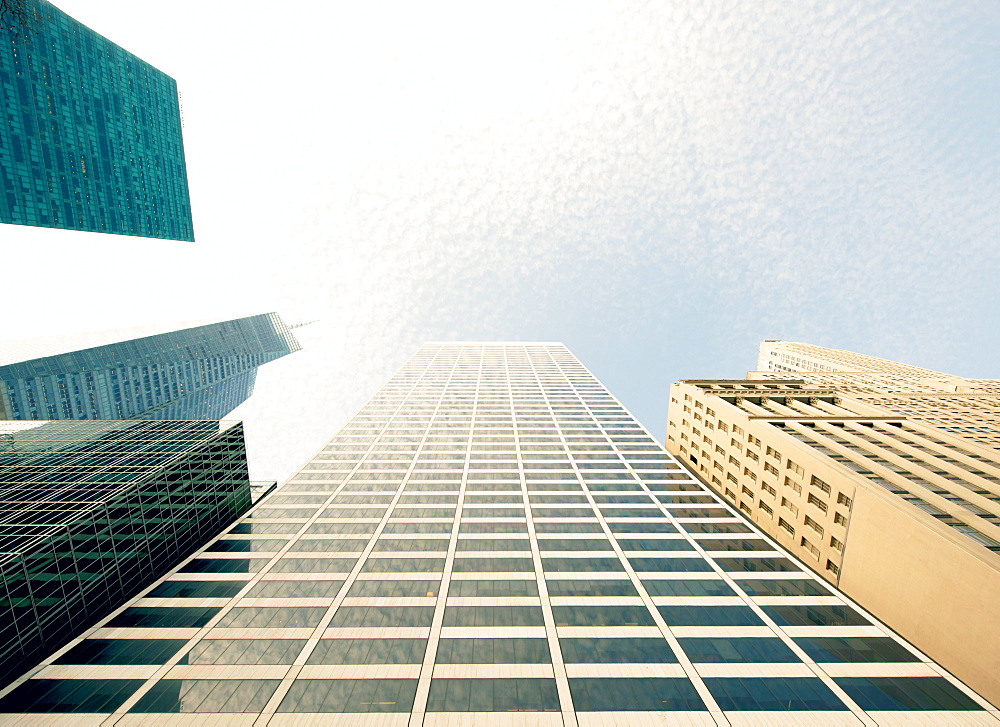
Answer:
xmin=0 ymin=0 xmax=193 ymax=239
xmin=0 ymin=313 xmax=302 ymax=421
xmin=0 ymin=344 xmax=992 ymax=723
xmin=0 ymin=418 xmax=252 ymax=687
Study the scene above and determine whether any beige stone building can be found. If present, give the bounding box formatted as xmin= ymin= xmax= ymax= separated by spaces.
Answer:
xmin=666 ymin=341 xmax=1000 ymax=706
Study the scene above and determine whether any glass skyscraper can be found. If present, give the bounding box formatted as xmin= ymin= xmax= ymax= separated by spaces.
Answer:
xmin=0 ymin=0 xmax=194 ymax=240
xmin=0 ymin=343 xmax=993 ymax=721
xmin=0 ymin=313 xmax=302 ymax=421
xmin=0 ymin=418 xmax=252 ymax=688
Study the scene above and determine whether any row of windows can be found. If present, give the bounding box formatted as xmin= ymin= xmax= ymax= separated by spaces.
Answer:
xmin=1 ymin=676 xmax=980 ymax=713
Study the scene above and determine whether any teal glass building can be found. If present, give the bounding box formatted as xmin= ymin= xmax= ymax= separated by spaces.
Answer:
xmin=0 ymin=0 xmax=194 ymax=240
xmin=0 ymin=344 xmax=992 ymax=722
xmin=0 ymin=418 xmax=252 ymax=688
xmin=0 ymin=313 xmax=302 ymax=421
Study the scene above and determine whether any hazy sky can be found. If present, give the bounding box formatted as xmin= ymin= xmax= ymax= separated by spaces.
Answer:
xmin=3 ymin=0 xmax=998 ymax=483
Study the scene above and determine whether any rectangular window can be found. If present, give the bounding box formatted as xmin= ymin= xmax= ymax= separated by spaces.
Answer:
xmin=739 ymin=501 xmax=753 ymax=515
xmin=834 ymin=512 xmax=848 ymax=526
xmin=718 ymin=422 xmax=728 ymax=432
xmin=725 ymin=488 xmax=736 ymax=500
xmin=741 ymin=485 xmax=755 ymax=498
xmin=759 ymin=501 xmax=773 ymax=515
xmin=761 ymin=483 xmax=776 ymax=497
xmin=764 ymin=462 xmax=779 ymax=476
xmin=746 ymin=450 xmax=759 ymax=462
xmin=742 ymin=467 xmax=757 ymax=481
xmin=837 ymin=493 xmax=853 ymax=508
xmin=784 ymin=477 xmax=802 ymax=494
xmin=730 ymin=439 xmax=741 ymax=450
xmin=826 ymin=559 xmax=841 ymax=575
xmin=830 ymin=536 xmax=844 ymax=552
xmin=812 ymin=475 xmax=832 ymax=494
xmin=748 ymin=435 xmax=760 ymax=447
xmin=778 ymin=518 xmax=795 ymax=536
xmin=766 ymin=446 xmax=781 ymax=462
xmin=807 ymin=492 xmax=828 ymax=513
xmin=804 ymin=515 xmax=824 ymax=537
xmin=733 ymin=425 xmax=744 ymax=436
xmin=787 ymin=460 xmax=804 ymax=476
xmin=727 ymin=473 xmax=738 ymax=484
xmin=800 ymin=537 xmax=820 ymax=559
xmin=780 ymin=497 xmax=799 ymax=516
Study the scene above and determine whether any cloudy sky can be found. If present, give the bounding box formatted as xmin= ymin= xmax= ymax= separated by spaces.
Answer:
xmin=4 ymin=0 xmax=998 ymax=482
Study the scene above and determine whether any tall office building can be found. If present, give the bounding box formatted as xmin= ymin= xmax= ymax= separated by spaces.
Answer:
xmin=0 ymin=0 xmax=194 ymax=240
xmin=667 ymin=341 xmax=1000 ymax=705
xmin=1 ymin=343 xmax=993 ymax=722
xmin=0 ymin=312 xmax=302 ymax=421
xmin=0 ymin=418 xmax=252 ymax=688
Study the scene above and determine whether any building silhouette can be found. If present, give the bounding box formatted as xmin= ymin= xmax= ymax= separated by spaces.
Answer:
xmin=667 ymin=340 xmax=1000 ymax=705
xmin=0 ymin=343 xmax=991 ymax=720
xmin=0 ymin=313 xmax=302 ymax=421
xmin=0 ymin=0 xmax=194 ymax=239
xmin=0 ymin=418 xmax=252 ymax=688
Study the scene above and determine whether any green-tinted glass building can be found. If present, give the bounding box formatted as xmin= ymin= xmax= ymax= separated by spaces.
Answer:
xmin=0 ymin=0 xmax=194 ymax=239
xmin=0 ymin=418 xmax=251 ymax=687
xmin=0 ymin=313 xmax=302 ymax=421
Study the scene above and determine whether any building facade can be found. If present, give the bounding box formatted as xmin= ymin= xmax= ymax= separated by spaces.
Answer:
xmin=0 ymin=418 xmax=252 ymax=688
xmin=0 ymin=0 xmax=194 ymax=240
xmin=0 ymin=312 xmax=302 ymax=421
xmin=667 ymin=341 xmax=1000 ymax=705
xmin=0 ymin=343 xmax=993 ymax=723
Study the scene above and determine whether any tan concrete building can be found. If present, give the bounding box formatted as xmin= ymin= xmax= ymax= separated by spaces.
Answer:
xmin=666 ymin=341 xmax=1000 ymax=707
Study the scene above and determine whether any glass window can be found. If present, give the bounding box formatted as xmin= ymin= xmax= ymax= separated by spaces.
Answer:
xmin=552 ymin=605 xmax=655 ymax=627
xmin=534 ymin=521 xmax=603 ymax=533
xmin=106 ymin=607 xmax=219 ymax=629
xmin=715 ymin=557 xmax=800 ymax=573
xmin=642 ymin=580 xmax=735 ymax=597
xmin=292 ymin=539 xmax=369 ymax=552
xmin=705 ymin=677 xmax=847 ymax=711
xmin=657 ymin=606 xmax=763 ymax=627
xmin=459 ymin=521 xmax=528 ymax=534
xmin=179 ymin=558 xmax=268 ymax=574
xmin=247 ymin=580 xmax=344 ymax=598
xmin=382 ymin=522 xmax=453 ymax=534
xmin=216 ymin=607 xmax=327 ymax=629
xmin=607 ymin=522 xmax=677 ymax=534
xmin=426 ymin=678 xmax=560 ymax=712
xmin=129 ymin=679 xmax=281 ymax=713
xmin=542 ymin=557 xmax=624 ymax=572
xmin=148 ymin=580 xmax=247 ymax=598
xmin=447 ymin=580 xmax=538 ymax=597
xmin=628 ymin=557 xmax=714 ymax=572
xmin=0 ymin=679 xmax=144 ymax=713
xmin=54 ymin=639 xmax=187 ymax=665
xmin=835 ymin=677 xmax=983 ymax=711
xmin=436 ymin=638 xmax=551 ymax=664
xmin=456 ymin=538 xmax=530 ymax=551
xmin=442 ymin=606 xmax=544 ymax=627
xmin=348 ymin=580 xmax=441 ymax=597
xmin=329 ymin=606 xmax=435 ymax=628
xmin=560 ymin=638 xmax=676 ymax=663
xmin=374 ymin=539 xmax=449 ymax=552
xmin=362 ymin=557 xmax=445 ymax=572
xmin=735 ymin=579 xmax=830 ymax=597
xmin=180 ymin=639 xmax=306 ymax=665
xmin=681 ymin=522 xmax=752 ymax=534
xmin=794 ymin=637 xmax=920 ymax=663
xmin=453 ymin=557 xmax=535 ymax=572
xmin=270 ymin=558 xmax=357 ymax=573
xmin=546 ymin=580 xmax=638 ymax=597
xmin=537 ymin=539 xmax=612 ymax=551
xmin=695 ymin=538 xmax=772 ymax=552
xmin=616 ymin=538 xmax=694 ymax=551
xmin=277 ymin=679 xmax=417 ymax=713
xmin=762 ymin=605 xmax=870 ymax=627
xmin=568 ymin=678 xmax=705 ymax=711
xmin=679 ymin=638 xmax=800 ymax=663
xmin=307 ymin=639 xmax=427 ymax=665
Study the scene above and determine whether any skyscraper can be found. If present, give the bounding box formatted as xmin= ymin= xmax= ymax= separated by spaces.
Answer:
xmin=1 ymin=343 xmax=992 ymax=721
xmin=666 ymin=341 xmax=1000 ymax=705
xmin=0 ymin=418 xmax=252 ymax=688
xmin=0 ymin=0 xmax=194 ymax=240
xmin=0 ymin=312 xmax=302 ymax=421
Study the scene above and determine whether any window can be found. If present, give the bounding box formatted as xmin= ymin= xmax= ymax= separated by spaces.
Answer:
xmin=764 ymin=462 xmax=779 ymax=476
xmin=560 ymin=638 xmax=676 ymax=664
xmin=703 ymin=677 xmax=847 ymax=711
xmin=784 ymin=477 xmax=802 ymax=494
xmin=830 ymin=536 xmax=844 ymax=552
xmin=567 ymin=677 xmax=705 ymax=712
xmin=811 ymin=475 xmax=832 ymax=494
xmin=807 ymin=493 xmax=828 ymax=513
xmin=826 ymin=560 xmax=841 ymax=575
xmin=746 ymin=450 xmax=759 ymax=462
xmin=804 ymin=515 xmax=824 ymax=536
xmin=834 ymin=512 xmax=848 ymax=526
xmin=766 ymin=446 xmax=781 ymax=461
xmin=837 ymin=493 xmax=853 ymax=508
xmin=733 ymin=425 xmax=744 ymax=436
xmin=800 ymin=537 xmax=820 ymax=559
xmin=778 ymin=518 xmax=795 ymax=536
xmin=742 ymin=467 xmax=757 ymax=480
xmin=761 ymin=483 xmax=776 ymax=497
xmin=759 ymin=501 xmax=773 ymax=515
xmin=787 ymin=460 xmax=804 ymax=476
xmin=780 ymin=498 xmax=799 ymax=516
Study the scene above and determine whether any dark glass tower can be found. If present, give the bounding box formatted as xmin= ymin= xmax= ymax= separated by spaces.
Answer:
xmin=0 ymin=344 xmax=992 ymax=720
xmin=0 ymin=313 xmax=302 ymax=421
xmin=0 ymin=0 xmax=194 ymax=240
xmin=0 ymin=418 xmax=252 ymax=687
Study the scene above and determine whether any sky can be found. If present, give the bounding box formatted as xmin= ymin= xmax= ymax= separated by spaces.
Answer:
xmin=2 ymin=0 xmax=998 ymax=483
